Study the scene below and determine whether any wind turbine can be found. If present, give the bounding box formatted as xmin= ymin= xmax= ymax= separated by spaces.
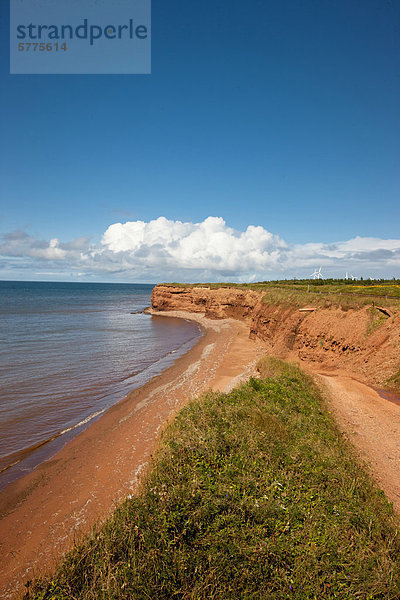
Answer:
xmin=311 ymin=267 xmax=323 ymax=280
xmin=345 ymin=272 xmax=356 ymax=281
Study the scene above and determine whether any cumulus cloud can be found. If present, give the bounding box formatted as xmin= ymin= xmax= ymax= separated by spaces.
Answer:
xmin=101 ymin=217 xmax=287 ymax=272
xmin=1 ymin=218 xmax=399 ymax=281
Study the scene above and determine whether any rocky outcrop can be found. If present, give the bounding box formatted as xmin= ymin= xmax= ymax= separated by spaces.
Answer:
xmin=151 ymin=285 xmax=400 ymax=388
xmin=151 ymin=285 xmax=261 ymax=320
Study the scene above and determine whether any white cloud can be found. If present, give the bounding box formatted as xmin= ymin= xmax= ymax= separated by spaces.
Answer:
xmin=1 ymin=217 xmax=399 ymax=281
xmin=0 ymin=231 xmax=87 ymax=261
xmin=101 ymin=217 xmax=287 ymax=272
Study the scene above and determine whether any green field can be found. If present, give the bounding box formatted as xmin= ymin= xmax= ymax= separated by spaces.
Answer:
xmin=25 ymin=359 xmax=400 ymax=600
xmin=162 ymin=279 xmax=400 ymax=310
xmin=164 ymin=279 xmax=400 ymax=297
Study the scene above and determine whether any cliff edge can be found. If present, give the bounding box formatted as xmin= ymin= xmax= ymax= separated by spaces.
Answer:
xmin=151 ymin=284 xmax=400 ymax=389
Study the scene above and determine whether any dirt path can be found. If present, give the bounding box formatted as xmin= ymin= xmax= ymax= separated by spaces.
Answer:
xmin=2 ymin=306 xmax=400 ymax=599
xmin=313 ymin=370 xmax=400 ymax=513
xmin=0 ymin=311 xmax=264 ymax=600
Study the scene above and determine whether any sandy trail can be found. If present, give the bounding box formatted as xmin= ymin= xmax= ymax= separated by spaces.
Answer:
xmin=313 ymin=370 xmax=400 ymax=513
xmin=0 ymin=311 xmax=264 ymax=600
xmin=2 ymin=309 xmax=400 ymax=599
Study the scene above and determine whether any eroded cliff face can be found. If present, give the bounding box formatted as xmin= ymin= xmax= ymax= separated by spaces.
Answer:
xmin=151 ymin=285 xmax=261 ymax=320
xmin=151 ymin=285 xmax=400 ymax=387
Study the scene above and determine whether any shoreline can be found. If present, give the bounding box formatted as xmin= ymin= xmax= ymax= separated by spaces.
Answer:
xmin=0 ymin=313 xmax=202 ymax=494
xmin=0 ymin=310 xmax=265 ymax=600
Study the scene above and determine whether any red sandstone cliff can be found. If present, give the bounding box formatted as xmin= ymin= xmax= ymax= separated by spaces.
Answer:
xmin=151 ymin=284 xmax=400 ymax=388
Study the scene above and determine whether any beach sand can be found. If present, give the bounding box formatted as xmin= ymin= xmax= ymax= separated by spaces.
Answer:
xmin=0 ymin=310 xmax=265 ymax=600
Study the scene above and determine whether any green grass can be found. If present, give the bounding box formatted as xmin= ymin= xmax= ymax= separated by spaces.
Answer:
xmin=159 ymin=280 xmax=400 ymax=311
xmin=365 ymin=308 xmax=389 ymax=336
xmin=24 ymin=359 xmax=400 ymax=600
xmin=161 ymin=279 xmax=400 ymax=298
xmin=386 ymin=368 xmax=400 ymax=394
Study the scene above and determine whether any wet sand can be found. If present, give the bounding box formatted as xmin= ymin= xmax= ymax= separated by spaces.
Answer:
xmin=0 ymin=310 xmax=265 ymax=600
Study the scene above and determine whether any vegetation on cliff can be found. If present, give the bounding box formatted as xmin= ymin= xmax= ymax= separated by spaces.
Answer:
xmin=25 ymin=359 xmax=400 ymax=600
xmin=152 ymin=283 xmax=400 ymax=392
xmin=163 ymin=279 xmax=400 ymax=310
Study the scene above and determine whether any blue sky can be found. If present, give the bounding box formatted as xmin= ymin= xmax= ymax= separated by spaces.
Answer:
xmin=1 ymin=0 xmax=399 ymax=282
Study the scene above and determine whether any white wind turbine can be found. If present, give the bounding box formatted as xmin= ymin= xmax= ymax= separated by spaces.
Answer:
xmin=311 ymin=267 xmax=323 ymax=280
xmin=345 ymin=271 xmax=356 ymax=281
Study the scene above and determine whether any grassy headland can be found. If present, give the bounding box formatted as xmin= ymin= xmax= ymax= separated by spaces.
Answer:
xmin=25 ymin=359 xmax=400 ymax=599
xmin=163 ymin=279 xmax=400 ymax=310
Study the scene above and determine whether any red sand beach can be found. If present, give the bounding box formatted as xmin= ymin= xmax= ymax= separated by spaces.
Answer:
xmin=4 ymin=307 xmax=400 ymax=600
xmin=0 ymin=311 xmax=265 ymax=599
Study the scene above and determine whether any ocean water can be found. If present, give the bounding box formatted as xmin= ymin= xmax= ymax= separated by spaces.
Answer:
xmin=0 ymin=281 xmax=202 ymax=491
